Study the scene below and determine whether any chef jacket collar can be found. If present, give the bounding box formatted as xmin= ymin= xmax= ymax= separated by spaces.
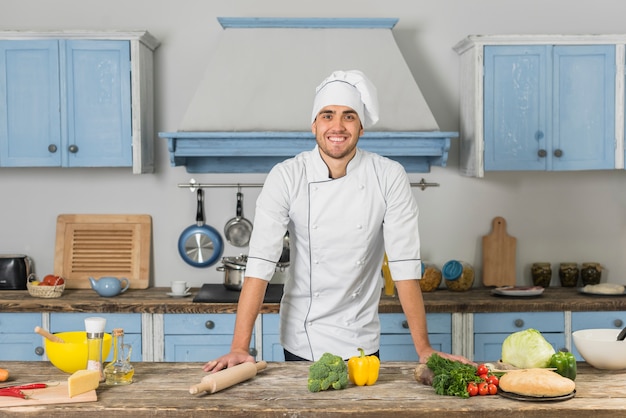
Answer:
xmin=310 ymin=145 xmax=363 ymax=181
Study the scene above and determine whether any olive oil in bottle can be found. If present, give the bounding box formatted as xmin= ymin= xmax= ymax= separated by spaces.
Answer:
xmin=104 ymin=328 xmax=134 ymax=385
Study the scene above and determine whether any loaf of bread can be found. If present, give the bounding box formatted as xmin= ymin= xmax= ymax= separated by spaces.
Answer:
xmin=499 ymin=368 xmax=575 ymax=397
xmin=583 ymin=283 xmax=625 ymax=295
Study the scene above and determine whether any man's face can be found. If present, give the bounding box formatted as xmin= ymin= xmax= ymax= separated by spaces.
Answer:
xmin=311 ymin=105 xmax=364 ymax=162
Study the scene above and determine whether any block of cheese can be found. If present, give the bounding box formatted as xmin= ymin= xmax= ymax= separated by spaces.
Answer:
xmin=68 ymin=369 xmax=100 ymax=398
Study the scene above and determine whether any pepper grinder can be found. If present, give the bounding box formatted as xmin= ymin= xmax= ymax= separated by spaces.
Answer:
xmin=85 ymin=317 xmax=107 ymax=382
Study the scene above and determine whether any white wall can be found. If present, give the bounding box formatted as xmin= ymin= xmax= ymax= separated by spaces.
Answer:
xmin=2 ymin=0 xmax=626 ymax=288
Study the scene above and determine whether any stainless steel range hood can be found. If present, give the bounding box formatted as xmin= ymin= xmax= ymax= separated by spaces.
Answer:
xmin=160 ymin=18 xmax=456 ymax=173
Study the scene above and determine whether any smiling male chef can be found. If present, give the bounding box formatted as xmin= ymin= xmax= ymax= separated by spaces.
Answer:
xmin=203 ymin=70 xmax=470 ymax=371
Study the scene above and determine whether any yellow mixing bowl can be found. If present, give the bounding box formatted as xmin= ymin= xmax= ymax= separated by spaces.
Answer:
xmin=44 ymin=331 xmax=112 ymax=374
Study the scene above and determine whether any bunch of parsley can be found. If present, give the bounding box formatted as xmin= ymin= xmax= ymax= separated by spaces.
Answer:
xmin=426 ymin=353 xmax=481 ymax=398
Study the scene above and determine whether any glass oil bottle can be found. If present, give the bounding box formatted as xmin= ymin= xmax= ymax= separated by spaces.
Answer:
xmin=104 ymin=328 xmax=134 ymax=385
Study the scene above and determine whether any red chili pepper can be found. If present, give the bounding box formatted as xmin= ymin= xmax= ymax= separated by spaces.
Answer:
xmin=0 ymin=388 xmax=26 ymax=399
xmin=4 ymin=383 xmax=47 ymax=390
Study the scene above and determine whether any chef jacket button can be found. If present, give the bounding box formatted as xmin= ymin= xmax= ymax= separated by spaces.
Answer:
xmin=308 ymin=322 xmax=313 ymax=327
xmin=312 ymin=224 xmax=318 ymax=229
xmin=314 ymin=260 xmax=319 ymax=264
xmin=314 ymin=292 xmax=320 ymax=298
xmin=359 ymin=184 xmax=365 ymax=190
xmin=356 ymin=224 xmax=363 ymax=229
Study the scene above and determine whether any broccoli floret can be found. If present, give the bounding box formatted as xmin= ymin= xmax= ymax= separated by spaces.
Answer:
xmin=307 ymin=352 xmax=349 ymax=392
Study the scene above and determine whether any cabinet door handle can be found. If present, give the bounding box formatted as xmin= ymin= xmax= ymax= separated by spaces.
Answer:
xmin=553 ymin=149 xmax=563 ymax=158
xmin=537 ymin=149 xmax=547 ymax=158
xmin=68 ymin=144 xmax=79 ymax=153
xmin=48 ymin=144 xmax=58 ymax=153
xmin=614 ymin=319 xmax=623 ymax=328
xmin=514 ymin=319 xmax=524 ymax=328
xmin=401 ymin=320 xmax=409 ymax=329
xmin=35 ymin=346 xmax=44 ymax=356
xmin=205 ymin=320 xmax=215 ymax=329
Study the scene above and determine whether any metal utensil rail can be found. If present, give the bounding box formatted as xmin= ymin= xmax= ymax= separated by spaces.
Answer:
xmin=178 ymin=178 xmax=439 ymax=191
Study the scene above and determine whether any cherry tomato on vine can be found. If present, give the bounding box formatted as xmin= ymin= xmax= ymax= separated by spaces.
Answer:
xmin=476 ymin=364 xmax=489 ymax=376
xmin=487 ymin=375 xmax=499 ymax=386
xmin=487 ymin=383 xmax=498 ymax=395
xmin=467 ymin=382 xmax=478 ymax=396
xmin=479 ymin=373 xmax=489 ymax=381
xmin=478 ymin=382 xmax=489 ymax=396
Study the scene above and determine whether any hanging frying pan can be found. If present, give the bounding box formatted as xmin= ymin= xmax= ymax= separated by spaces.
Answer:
xmin=178 ymin=189 xmax=224 ymax=267
xmin=224 ymin=189 xmax=253 ymax=247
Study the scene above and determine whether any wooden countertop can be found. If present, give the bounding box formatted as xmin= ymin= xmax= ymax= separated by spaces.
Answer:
xmin=1 ymin=286 xmax=626 ymax=314
xmin=0 ymin=361 xmax=624 ymax=417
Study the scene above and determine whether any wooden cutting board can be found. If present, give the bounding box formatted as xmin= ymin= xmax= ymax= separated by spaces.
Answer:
xmin=0 ymin=382 xmax=96 ymax=408
xmin=54 ymin=214 xmax=152 ymax=289
xmin=482 ymin=216 xmax=517 ymax=287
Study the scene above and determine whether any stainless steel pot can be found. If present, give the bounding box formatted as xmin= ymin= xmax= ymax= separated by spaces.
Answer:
xmin=217 ymin=254 xmax=289 ymax=291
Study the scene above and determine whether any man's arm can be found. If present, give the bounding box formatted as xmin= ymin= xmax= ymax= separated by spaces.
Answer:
xmin=202 ymin=276 xmax=268 ymax=372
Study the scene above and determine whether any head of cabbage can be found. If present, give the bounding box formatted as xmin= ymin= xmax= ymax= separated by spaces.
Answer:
xmin=501 ymin=328 xmax=556 ymax=369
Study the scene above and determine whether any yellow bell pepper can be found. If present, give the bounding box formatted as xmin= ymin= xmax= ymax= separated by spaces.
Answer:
xmin=348 ymin=348 xmax=380 ymax=386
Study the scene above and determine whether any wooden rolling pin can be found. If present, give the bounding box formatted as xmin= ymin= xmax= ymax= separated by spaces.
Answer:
xmin=34 ymin=326 xmax=65 ymax=343
xmin=189 ymin=361 xmax=267 ymax=395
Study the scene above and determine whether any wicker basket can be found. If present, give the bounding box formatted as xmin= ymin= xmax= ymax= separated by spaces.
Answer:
xmin=27 ymin=281 xmax=65 ymax=298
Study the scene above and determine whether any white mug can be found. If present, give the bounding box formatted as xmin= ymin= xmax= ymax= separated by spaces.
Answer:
xmin=170 ymin=281 xmax=190 ymax=295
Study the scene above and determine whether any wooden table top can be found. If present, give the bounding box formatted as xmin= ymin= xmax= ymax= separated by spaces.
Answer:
xmin=0 ymin=361 xmax=624 ymax=417
xmin=1 ymin=286 xmax=625 ymax=314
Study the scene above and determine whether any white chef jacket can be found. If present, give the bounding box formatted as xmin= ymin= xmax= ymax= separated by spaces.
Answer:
xmin=245 ymin=145 xmax=421 ymax=361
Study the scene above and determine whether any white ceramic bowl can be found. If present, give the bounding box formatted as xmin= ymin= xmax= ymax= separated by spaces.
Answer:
xmin=572 ymin=328 xmax=626 ymax=370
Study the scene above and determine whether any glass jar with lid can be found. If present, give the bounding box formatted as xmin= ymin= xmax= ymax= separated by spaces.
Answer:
xmin=442 ymin=260 xmax=474 ymax=291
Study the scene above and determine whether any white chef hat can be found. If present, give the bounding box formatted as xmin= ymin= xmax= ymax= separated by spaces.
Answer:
xmin=311 ymin=70 xmax=379 ymax=128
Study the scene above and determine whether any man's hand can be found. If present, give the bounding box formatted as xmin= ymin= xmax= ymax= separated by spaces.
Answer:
xmin=202 ymin=350 xmax=255 ymax=373
xmin=419 ymin=348 xmax=475 ymax=366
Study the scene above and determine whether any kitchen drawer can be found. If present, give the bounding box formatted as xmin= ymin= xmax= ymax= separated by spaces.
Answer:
xmin=474 ymin=312 xmax=564 ymax=333
xmin=571 ymin=311 xmax=626 ymax=330
xmin=0 ymin=313 xmax=44 ymax=361
xmin=0 ymin=312 xmax=41 ymax=333
xmin=163 ymin=313 xmax=238 ymax=335
xmin=380 ymin=333 xmax=451 ymax=361
xmin=380 ymin=313 xmax=451 ymax=361
xmin=381 ymin=313 xmax=451 ymax=334
xmin=163 ymin=313 xmax=255 ymax=362
xmin=164 ymin=335 xmax=242 ymax=362
xmin=49 ymin=313 xmax=142 ymax=362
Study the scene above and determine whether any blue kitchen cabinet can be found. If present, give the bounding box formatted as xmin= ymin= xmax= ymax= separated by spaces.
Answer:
xmin=262 ymin=313 xmax=451 ymax=362
xmin=379 ymin=313 xmax=451 ymax=361
xmin=0 ymin=313 xmax=44 ymax=360
xmin=49 ymin=312 xmax=142 ymax=362
xmin=473 ymin=312 xmax=566 ymax=362
xmin=0 ymin=40 xmax=131 ymax=167
xmin=454 ymin=35 xmax=622 ymax=177
xmin=0 ymin=32 xmax=158 ymax=173
xmin=163 ymin=314 xmax=255 ymax=362
xmin=262 ymin=314 xmax=284 ymax=361
xmin=484 ymin=44 xmax=615 ymax=172
xmin=571 ymin=311 xmax=626 ymax=360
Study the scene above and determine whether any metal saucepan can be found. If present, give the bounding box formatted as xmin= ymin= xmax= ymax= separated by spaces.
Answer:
xmin=217 ymin=254 xmax=289 ymax=290
xmin=178 ymin=189 xmax=224 ymax=267
xmin=224 ymin=190 xmax=253 ymax=247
